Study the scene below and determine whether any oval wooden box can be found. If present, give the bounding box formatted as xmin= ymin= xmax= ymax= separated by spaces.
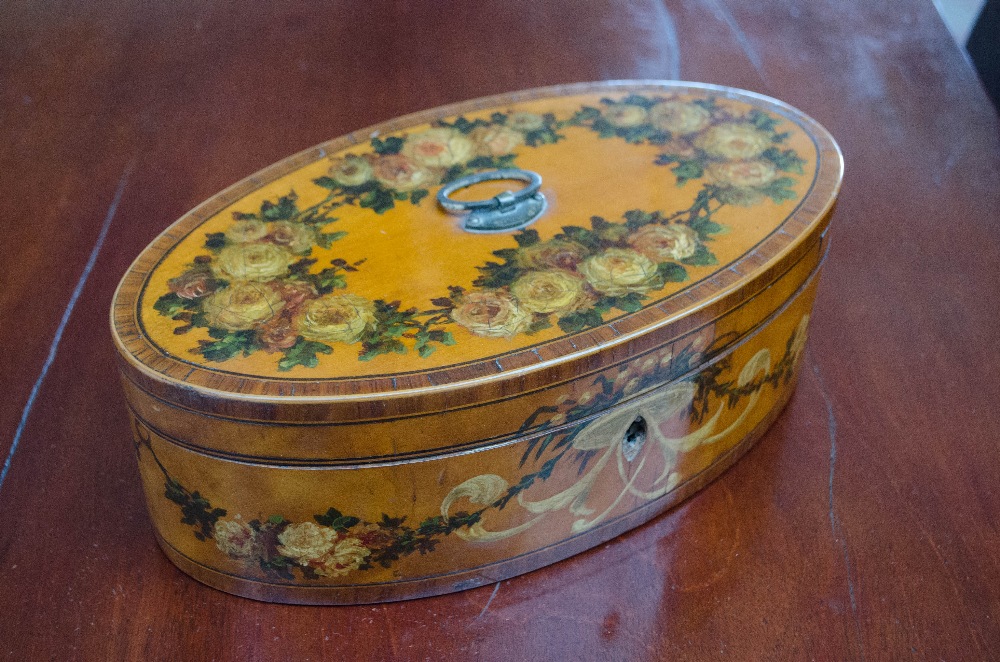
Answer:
xmin=111 ymin=81 xmax=842 ymax=605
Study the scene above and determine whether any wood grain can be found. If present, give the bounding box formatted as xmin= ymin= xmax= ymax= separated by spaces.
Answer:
xmin=1 ymin=0 xmax=999 ymax=658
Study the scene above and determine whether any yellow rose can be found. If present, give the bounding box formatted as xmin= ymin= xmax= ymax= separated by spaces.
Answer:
xmin=451 ymin=290 xmax=531 ymax=338
xmin=295 ymin=294 xmax=375 ymax=344
xmin=628 ymin=224 xmax=699 ymax=262
xmin=224 ymin=219 xmax=268 ymax=244
xmin=214 ymin=243 xmax=294 ymax=282
xmin=267 ymin=221 xmax=316 ymax=255
xmin=201 ymin=281 xmax=284 ymax=331
xmin=649 ymin=101 xmax=712 ymax=135
xmin=470 ymin=125 xmax=524 ymax=156
xmin=695 ymin=122 xmax=771 ymax=159
xmin=517 ymin=239 xmax=589 ymax=270
xmin=604 ymin=103 xmax=649 ymax=128
xmin=706 ymin=159 xmax=778 ymax=188
xmin=213 ymin=518 xmax=256 ymax=558
xmin=511 ymin=270 xmax=591 ymax=315
xmin=314 ymin=537 xmax=371 ymax=578
xmin=402 ymin=127 xmax=475 ymax=167
xmin=507 ymin=112 xmax=546 ymax=132
xmin=372 ymin=154 xmax=437 ymax=192
xmin=277 ymin=522 xmax=336 ymax=563
xmin=328 ymin=154 xmax=374 ymax=187
xmin=578 ymin=249 xmax=659 ymax=296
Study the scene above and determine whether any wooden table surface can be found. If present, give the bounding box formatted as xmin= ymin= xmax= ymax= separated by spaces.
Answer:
xmin=2 ymin=1 xmax=998 ymax=659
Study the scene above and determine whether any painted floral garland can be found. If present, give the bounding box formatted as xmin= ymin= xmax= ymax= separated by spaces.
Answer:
xmin=152 ymin=95 xmax=806 ymax=369
xmin=137 ymin=317 xmax=808 ymax=582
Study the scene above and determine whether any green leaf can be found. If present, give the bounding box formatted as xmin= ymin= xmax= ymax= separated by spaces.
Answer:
xmin=756 ymin=177 xmax=799 ymax=204
xmin=314 ymin=268 xmax=347 ymax=293
xmin=371 ymin=136 xmax=404 ymax=155
xmin=278 ymin=339 xmax=333 ymax=371
xmin=410 ymin=189 xmax=429 ymax=205
xmin=315 ymin=231 xmax=347 ymax=249
xmin=204 ymin=232 xmax=226 ymax=251
xmin=268 ymin=514 xmax=285 ymax=525
xmin=692 ymin=97 xmax=719 ymax=113
xmin=313 ymin=176 xmax=340 ymax=190
xmin=622 ymin=210 xmax=656 ymax=229
xmin=524 ymin=127 xmax=563 ymax=147
xmin=315 ymin=507 xmax=361 ymax=531
xmin=669 ymin=160 xmax=704 ymax=186
xmin=680 ymin=244 xmax=719 ymax=267
xmin=762 ymin=147 xmax=806 ymax=174
xmin=196 ymin=330 xmax=260 ymax=362
xmin=559 ymin=225 xmax=600 ymax=250
xmin=261 ymin=194 xmax=298 ymax=221
xmin=315 ymin=507 xmax=343 ymax=526
xmin=747 ymin=109 xmax=781 ymax=133
xmin=153 ymin=293 xmax=188 ymax=318
xmin=557 ymin=308 xmax=605 ymax=333
xmin=590 ymin=216 xmax=611 ymax=230
xmin=526 ymin=316 xmax=553 ymax=335
xmin=764 ymin=187 xmax=799 ymax=204
xmin=427 ymin=330 xmax=456 ymax=345
xmin=570 ymin=106 xmax=602 ymax=124
xmin=657 ymin=262 xmax=689 ymax=282
xmin=359 ymin=187 xmax=396 ymax=214
xmin=331 ymin=515 xmax=360 ymax=531
xmin=690 ymin=216 xmax=725 ymax=238
xmin=437 ymin=116 xmax=490 ymax=134
xmin=619 ymin=94 xmax=657 ymax=109
xmin=513 ymin=229 xmax=540 ymax=247
xmin=610 ymin=292 xmax=645 ymax=313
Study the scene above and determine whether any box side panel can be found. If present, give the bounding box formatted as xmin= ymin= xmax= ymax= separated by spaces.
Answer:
xmin=128 ymin=270 xmax=821 ymax=604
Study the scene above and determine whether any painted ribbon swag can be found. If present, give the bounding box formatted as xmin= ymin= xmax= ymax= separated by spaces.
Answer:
xmin=440 ymin=333 xmax=785 ymax=540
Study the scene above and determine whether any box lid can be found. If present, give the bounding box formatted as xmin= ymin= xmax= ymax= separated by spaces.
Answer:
xmin=111 ymin=81 xmax=842 ymax=423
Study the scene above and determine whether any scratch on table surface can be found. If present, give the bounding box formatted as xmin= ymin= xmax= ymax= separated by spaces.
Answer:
xmin=811 ymin=356 xmax=866 ymax=661
xmin=472 ymin=582 xmax=502 ymax=623
xmin=381 ymin=605 xmax=402 ymax=659
xmin=0 ymin=159 xmax=135 ymax=498
xmin=933 ymin=135 xmax=967 ymax=188
xmin=866 ymin=449 xmax=993 ymax=656
xmin=701 ymin=0 xmax=767 ymax=84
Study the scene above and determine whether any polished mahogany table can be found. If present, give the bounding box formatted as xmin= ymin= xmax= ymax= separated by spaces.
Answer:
xmin=2 ymin=1 xmax=999 ymax=659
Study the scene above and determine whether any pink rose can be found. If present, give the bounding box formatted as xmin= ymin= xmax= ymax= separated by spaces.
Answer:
xmin=168 ymin=270 xmax=217 ymax=300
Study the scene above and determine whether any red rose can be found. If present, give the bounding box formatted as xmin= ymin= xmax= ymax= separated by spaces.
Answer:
xmin=168 ymin=270 xmax=217 ymax=299
xmin=257 ymin=315 xmax=299 ymax=352
xmin=271 ymin=280 xmax=317 ymax=310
